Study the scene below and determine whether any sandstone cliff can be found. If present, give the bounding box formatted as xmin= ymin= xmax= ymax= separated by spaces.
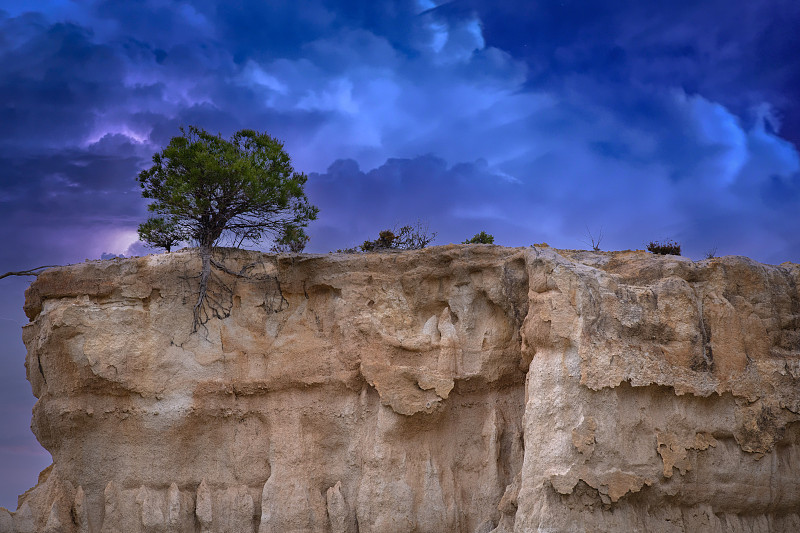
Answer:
xmin=1 ymin=245 xmax=799 ymax=532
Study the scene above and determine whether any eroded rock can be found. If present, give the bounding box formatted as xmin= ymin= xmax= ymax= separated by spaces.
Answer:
xmin=0 ymin=245 xmax=798 ymax=532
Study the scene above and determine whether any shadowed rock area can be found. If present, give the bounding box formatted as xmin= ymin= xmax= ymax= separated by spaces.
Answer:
xmin=1 ymin=245 xmax=799 ymax=532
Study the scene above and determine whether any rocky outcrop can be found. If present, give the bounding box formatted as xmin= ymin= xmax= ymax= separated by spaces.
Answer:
xmin=2 ymin=245 xmax=799 ymax=532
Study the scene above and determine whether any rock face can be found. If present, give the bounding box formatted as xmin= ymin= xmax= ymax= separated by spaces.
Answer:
xmin=2 ymin=245 xmax=799 ymax=532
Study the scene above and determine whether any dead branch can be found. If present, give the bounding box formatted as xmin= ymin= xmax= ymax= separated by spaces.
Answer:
xmin=581 ymin=225 xmax=604 ymax=252
xmin=0 ymin=266 xmax=59 ymax=280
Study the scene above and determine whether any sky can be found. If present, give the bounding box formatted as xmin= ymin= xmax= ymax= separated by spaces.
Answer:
xmin=1 ymin=0 xmax=799 ymax=508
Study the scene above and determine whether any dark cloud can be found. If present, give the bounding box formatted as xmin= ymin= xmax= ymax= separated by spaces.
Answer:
xmin=213 ymin=1 xmax=337 ymax=62
xmin=453 ymin=0 xmax=800 ymax=145
xmin=1 ymin=146 xmax=144 ymax=217
xmin=0 ymin=16 xmax=122 ymax=148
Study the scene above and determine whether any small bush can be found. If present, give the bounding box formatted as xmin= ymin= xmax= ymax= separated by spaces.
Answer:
xmin=378 ymin=230 xmax=397 ymax=249
xmin=361 ymin=230 xmax=395 ymax=252
xmin=463 ymin=231 xmax=494 ymax=244
xmin=395 ymin=222 xmax=436 ymax=250
xmin=646 ymin=239 xmax=681 ymax=255
xmin=360 ymin=222 xmax=436 ymax=252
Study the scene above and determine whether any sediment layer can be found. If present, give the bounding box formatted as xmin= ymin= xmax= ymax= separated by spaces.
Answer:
xmin=2 ymin=245 xmax=798 ymax=532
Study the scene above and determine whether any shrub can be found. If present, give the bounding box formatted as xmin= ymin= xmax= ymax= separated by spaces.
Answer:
xmin=361 ymin=230 xmax=394 ymax=251
xmin=360 ymin=222 xmax=436 ymax=252
xmin=646 ymin=239 xmax=681 ymax=255
xmin=463 ymin=231 xmax=494 ymax=244
xmin=395 ymin=222 xmax=436 ymax=250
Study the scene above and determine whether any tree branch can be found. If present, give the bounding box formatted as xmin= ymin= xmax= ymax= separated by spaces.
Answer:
xmin=0 ymin=265 xmax=59 ymax=280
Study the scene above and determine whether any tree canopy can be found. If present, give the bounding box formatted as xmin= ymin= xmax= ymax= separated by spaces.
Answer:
xmin=138 ymin=126 xmax=318 ymax=250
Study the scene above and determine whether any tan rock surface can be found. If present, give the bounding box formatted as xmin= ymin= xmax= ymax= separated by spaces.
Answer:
xmin=1 ymin=245 xmax=799 ymax=532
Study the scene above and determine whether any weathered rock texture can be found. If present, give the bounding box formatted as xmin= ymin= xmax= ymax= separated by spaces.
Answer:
xmin=2 ymin=245 xmax=799 ymax=532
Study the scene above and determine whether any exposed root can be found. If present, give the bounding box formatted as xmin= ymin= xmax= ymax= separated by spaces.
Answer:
xmin=188 ymin=249 xmax=289 ymax=334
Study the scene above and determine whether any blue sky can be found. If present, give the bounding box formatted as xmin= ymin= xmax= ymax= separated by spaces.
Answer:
xmin=1 ymin=0 xmax=799 ymax=508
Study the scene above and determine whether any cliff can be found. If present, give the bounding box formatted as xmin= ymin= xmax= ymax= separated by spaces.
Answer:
xmin=1 ymin=245 xmax=799 ymax=532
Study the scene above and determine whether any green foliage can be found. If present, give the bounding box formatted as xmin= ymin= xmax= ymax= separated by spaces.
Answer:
xmin=270 ymin=226 xmax=310 ymax=253
xmin=138 ymin=125 xmax=318 ymax=333
xmin=362 ymin=230 xmax=397 ymax=251
xmin=138 ymin=125 xmax=318 ymax=249
xmin=137 ymin=216 xmax=186 ymax=252
xmin=360 ymin=223 xmax=436 ymax=252
xmin=647 ymin=239 xmax=681 ymax=255
xmin=463 ymin=231 xmax=494 ymax=244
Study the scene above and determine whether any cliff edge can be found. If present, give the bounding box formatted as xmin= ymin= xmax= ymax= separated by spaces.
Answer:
xmin=1 ymin=245 xmax=799 ymax=532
